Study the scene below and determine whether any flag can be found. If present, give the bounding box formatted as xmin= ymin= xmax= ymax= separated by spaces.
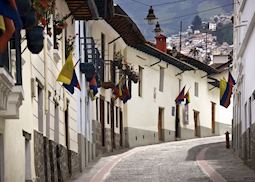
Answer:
xmin=0 ymin=17 xmax=15 ymax=53
xmin=228 ymin=71 xmax=236 ymax=87
xmin=57 ymin=52 xmax=74 ymax=85
xmin=118 ymin=76 xmax=125 ymax=97
xmin=220 ymin=72 xmax=236 ymax=108
xmin=184 ymin=90 xmax=190 ymax=105
xmin=112 ymin=76 xmax=125 ymax=100
xmin=89 ymin=74 xmax=98 ymax=99
xmin=63 ymin=71 xmax=81 ymax=94
xmin=121 ymin=81 xmax=131 ymax=104
xmin=0 ymin=0 xmax=22 ymax=30
xmin=175 ymin=86 xmax=186 ymax=104
xmin=220 ymin=78 xmax=232 ymax=108
xmin=0 ymin=16 xmax=6 ymax=34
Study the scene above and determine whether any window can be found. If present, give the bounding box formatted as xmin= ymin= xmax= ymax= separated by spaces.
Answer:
xmin=64 ymin=100 xmax=70 ymax=148
xmin=54 ymin=101 xmax=59 ymax=143
xmin=24 ymin=137 xmax=32 ymax=181
xmin=194 ymin=82 xmax=199 ymax=97
xmin=171 ymin=106 xmax=175 ymax=116
xmin=37 ymin=84 xmax=43 ymax=133
xmin=96 ymin=98 xmax=99 ymax=121
xmin=46 ymin=92 xmax=51 ymax=138
xmin=178 ymin=79 xmax=182 ymax=91
xmin=101 ymin=33 xmax=105 ymax=60
xmin=0 ymin=34 xmax=22 ymax=85
xmin=116 ymin=107 xmax=119 ymax=128
xmin=138 ymin=66 xmax=143 ymax=97
xmin=159 ymin=67 xmax=164 ymax=92
xmin=107 ymin=102 xmax=110 ymax=124
xmin=0 ymin=134 xmax=4 ymax=182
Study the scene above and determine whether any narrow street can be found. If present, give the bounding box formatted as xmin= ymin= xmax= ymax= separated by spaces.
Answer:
xmin=72 ymin=136 xmax=255 ymax=182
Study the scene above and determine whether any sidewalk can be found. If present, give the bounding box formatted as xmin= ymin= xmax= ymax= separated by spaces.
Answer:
xmin=204 ymin=142 xmax=255 ymax=182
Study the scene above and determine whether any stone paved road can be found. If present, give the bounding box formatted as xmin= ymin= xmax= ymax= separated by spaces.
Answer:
xmin=71 ymin=136 xmax=255 ymax=182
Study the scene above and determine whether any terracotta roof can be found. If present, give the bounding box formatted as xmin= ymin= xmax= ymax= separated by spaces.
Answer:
xmin=105 ymin=5 xmax=146 ymax=46
xmin=167 ymin=50 xmax=219 ymax=75
xmin=134 ymin=44 xmax=195 ymax=71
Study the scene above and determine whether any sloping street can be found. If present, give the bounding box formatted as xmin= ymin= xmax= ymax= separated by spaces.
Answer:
xmin=72 ymin=136 xmax=255 ymax=182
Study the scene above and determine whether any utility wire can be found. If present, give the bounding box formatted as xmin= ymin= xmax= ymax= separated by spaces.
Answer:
xmin=126 ymin=0 xmax=201 ymax=7
xmin=160 ymin=3 xmax=234 ymax=23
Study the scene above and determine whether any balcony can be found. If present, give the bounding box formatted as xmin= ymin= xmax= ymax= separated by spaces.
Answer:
xmin=0 ymin=34 xmax=24 ymax=119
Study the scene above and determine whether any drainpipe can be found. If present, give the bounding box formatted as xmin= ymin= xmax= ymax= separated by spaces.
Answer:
xmin=44 ymin=30 xmax=49 ymax=113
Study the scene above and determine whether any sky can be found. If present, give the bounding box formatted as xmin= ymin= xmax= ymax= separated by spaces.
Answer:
xmin=113 ymin=0 xmax=233 ymax=41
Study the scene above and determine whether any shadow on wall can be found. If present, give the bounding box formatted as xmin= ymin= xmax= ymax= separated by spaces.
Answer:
xmin=232 ymin=122 xmax=255 ymax=170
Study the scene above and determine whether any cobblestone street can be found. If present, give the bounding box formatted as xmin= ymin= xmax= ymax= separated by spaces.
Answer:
xmin=71 ymin=136 xmax=255 ymax=182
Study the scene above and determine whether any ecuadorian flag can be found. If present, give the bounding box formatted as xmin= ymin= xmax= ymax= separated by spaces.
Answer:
xmin=57 ymin=52 xmax=74 ymax=85
xmin=175 ymin=86 xmax=186 ymax=104
xmin=57 ymin=51 xmax=80 ymax=94
xmin=220 ymin=72 xmax=236 ymax=108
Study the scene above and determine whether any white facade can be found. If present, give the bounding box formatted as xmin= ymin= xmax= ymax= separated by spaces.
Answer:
xmin=87 ymin=20 xmax=126 ymax=152
xmin=0 ymin=0 xmax=80 ymax=181
xmin=124 ymin=46 xmax=232 ymax=147
xmin=233 ymin=0 xmax=255 ymax=162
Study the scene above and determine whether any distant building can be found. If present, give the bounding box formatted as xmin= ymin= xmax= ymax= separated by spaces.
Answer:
xmin=209 ymin=22 xmax=217 ymax=31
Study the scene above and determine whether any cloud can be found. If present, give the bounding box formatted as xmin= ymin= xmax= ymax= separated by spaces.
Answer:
xmin=197 ymin=1 xmax=225 ymax=19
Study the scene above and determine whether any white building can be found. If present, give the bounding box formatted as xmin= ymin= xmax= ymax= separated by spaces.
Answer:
xmin=232 ymin=0 xmax=255 ymax=167
xmin=0 ymin=0 xmax=103 ymax=181
xmin=209 ymin=22 xmax=217 ymax=31
xmin=89 ymin=5 xmax=233 ymax=148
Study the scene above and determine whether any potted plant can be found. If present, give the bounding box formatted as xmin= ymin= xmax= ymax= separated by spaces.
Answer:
xmin=53 ymin=12 xmax=72 ymax=35
xmin=32 ymin=0 xmax=55 ymax=27
xmin=65 ymin=35 xmax=76 ymax=58
xmin=26 ymin=26 xmax=44 ymax=54
xmin=113 ymin=51 xmax=123 ymax=69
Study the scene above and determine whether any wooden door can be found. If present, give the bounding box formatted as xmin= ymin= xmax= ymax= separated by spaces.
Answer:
xmin=0 ymin=134 xmax=3 ymax=182
xmin=175 ymin=104 xmax=180 ymax=138
xmin=119 ymin=110 xmax=123 ymax=147
xmin=194 ymin=111 xmax=200 ymax=137
xmin=100 ymin=97 xmax=105 ymax=146
xmin=158 ymin=108 xmax=163 ymax=141
xmin=212 ymin=102 xmax=216 ymax=134
xmin=110 ymin=99 xmax=115 ymax=150
xmin=64 ymin=101 xmax=71 ymax=174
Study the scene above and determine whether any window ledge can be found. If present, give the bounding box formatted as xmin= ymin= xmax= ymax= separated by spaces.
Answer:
xmin=0 ymin=68 xmax=15 ymax=110
xmin=0 ymin=68 xmax=24 ymax=119
xmin=0 ymin=85 xmax=24 ymax=119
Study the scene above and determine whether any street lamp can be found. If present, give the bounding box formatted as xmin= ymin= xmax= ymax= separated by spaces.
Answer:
xmin=145 ymin=6 xmax=158 ymax=25
xmin=154 ymin=22 xmax=163 ymax=36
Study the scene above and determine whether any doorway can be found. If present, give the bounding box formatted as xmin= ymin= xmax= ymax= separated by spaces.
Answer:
xmin=175 ymin=104 xmax=180 ymax=138
xmin=0 ymin=134 xmax=3 ymax=182
xmin=110 ymin=99 xmax=115 ymax=150
xmin=194 ymin=111 xmax=200 ymax=137
xmin=119 ymin=110 xmax=123 ymax=147
xmin=211 ymin=102 xmax=216 ymax=134
xmin=25 ymin=139 xmax=32 ymax=181
xmin=158 ymin=108 xmax=164 ymax=141
xmin=100 ymin=97 xmax=105 ymax=147
xmin=64 ymin=100 xmax=71 ymax=174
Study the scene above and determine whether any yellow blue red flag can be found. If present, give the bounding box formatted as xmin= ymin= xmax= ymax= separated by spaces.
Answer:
xmin=57 ymin=52 xmax=74 ymax=85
